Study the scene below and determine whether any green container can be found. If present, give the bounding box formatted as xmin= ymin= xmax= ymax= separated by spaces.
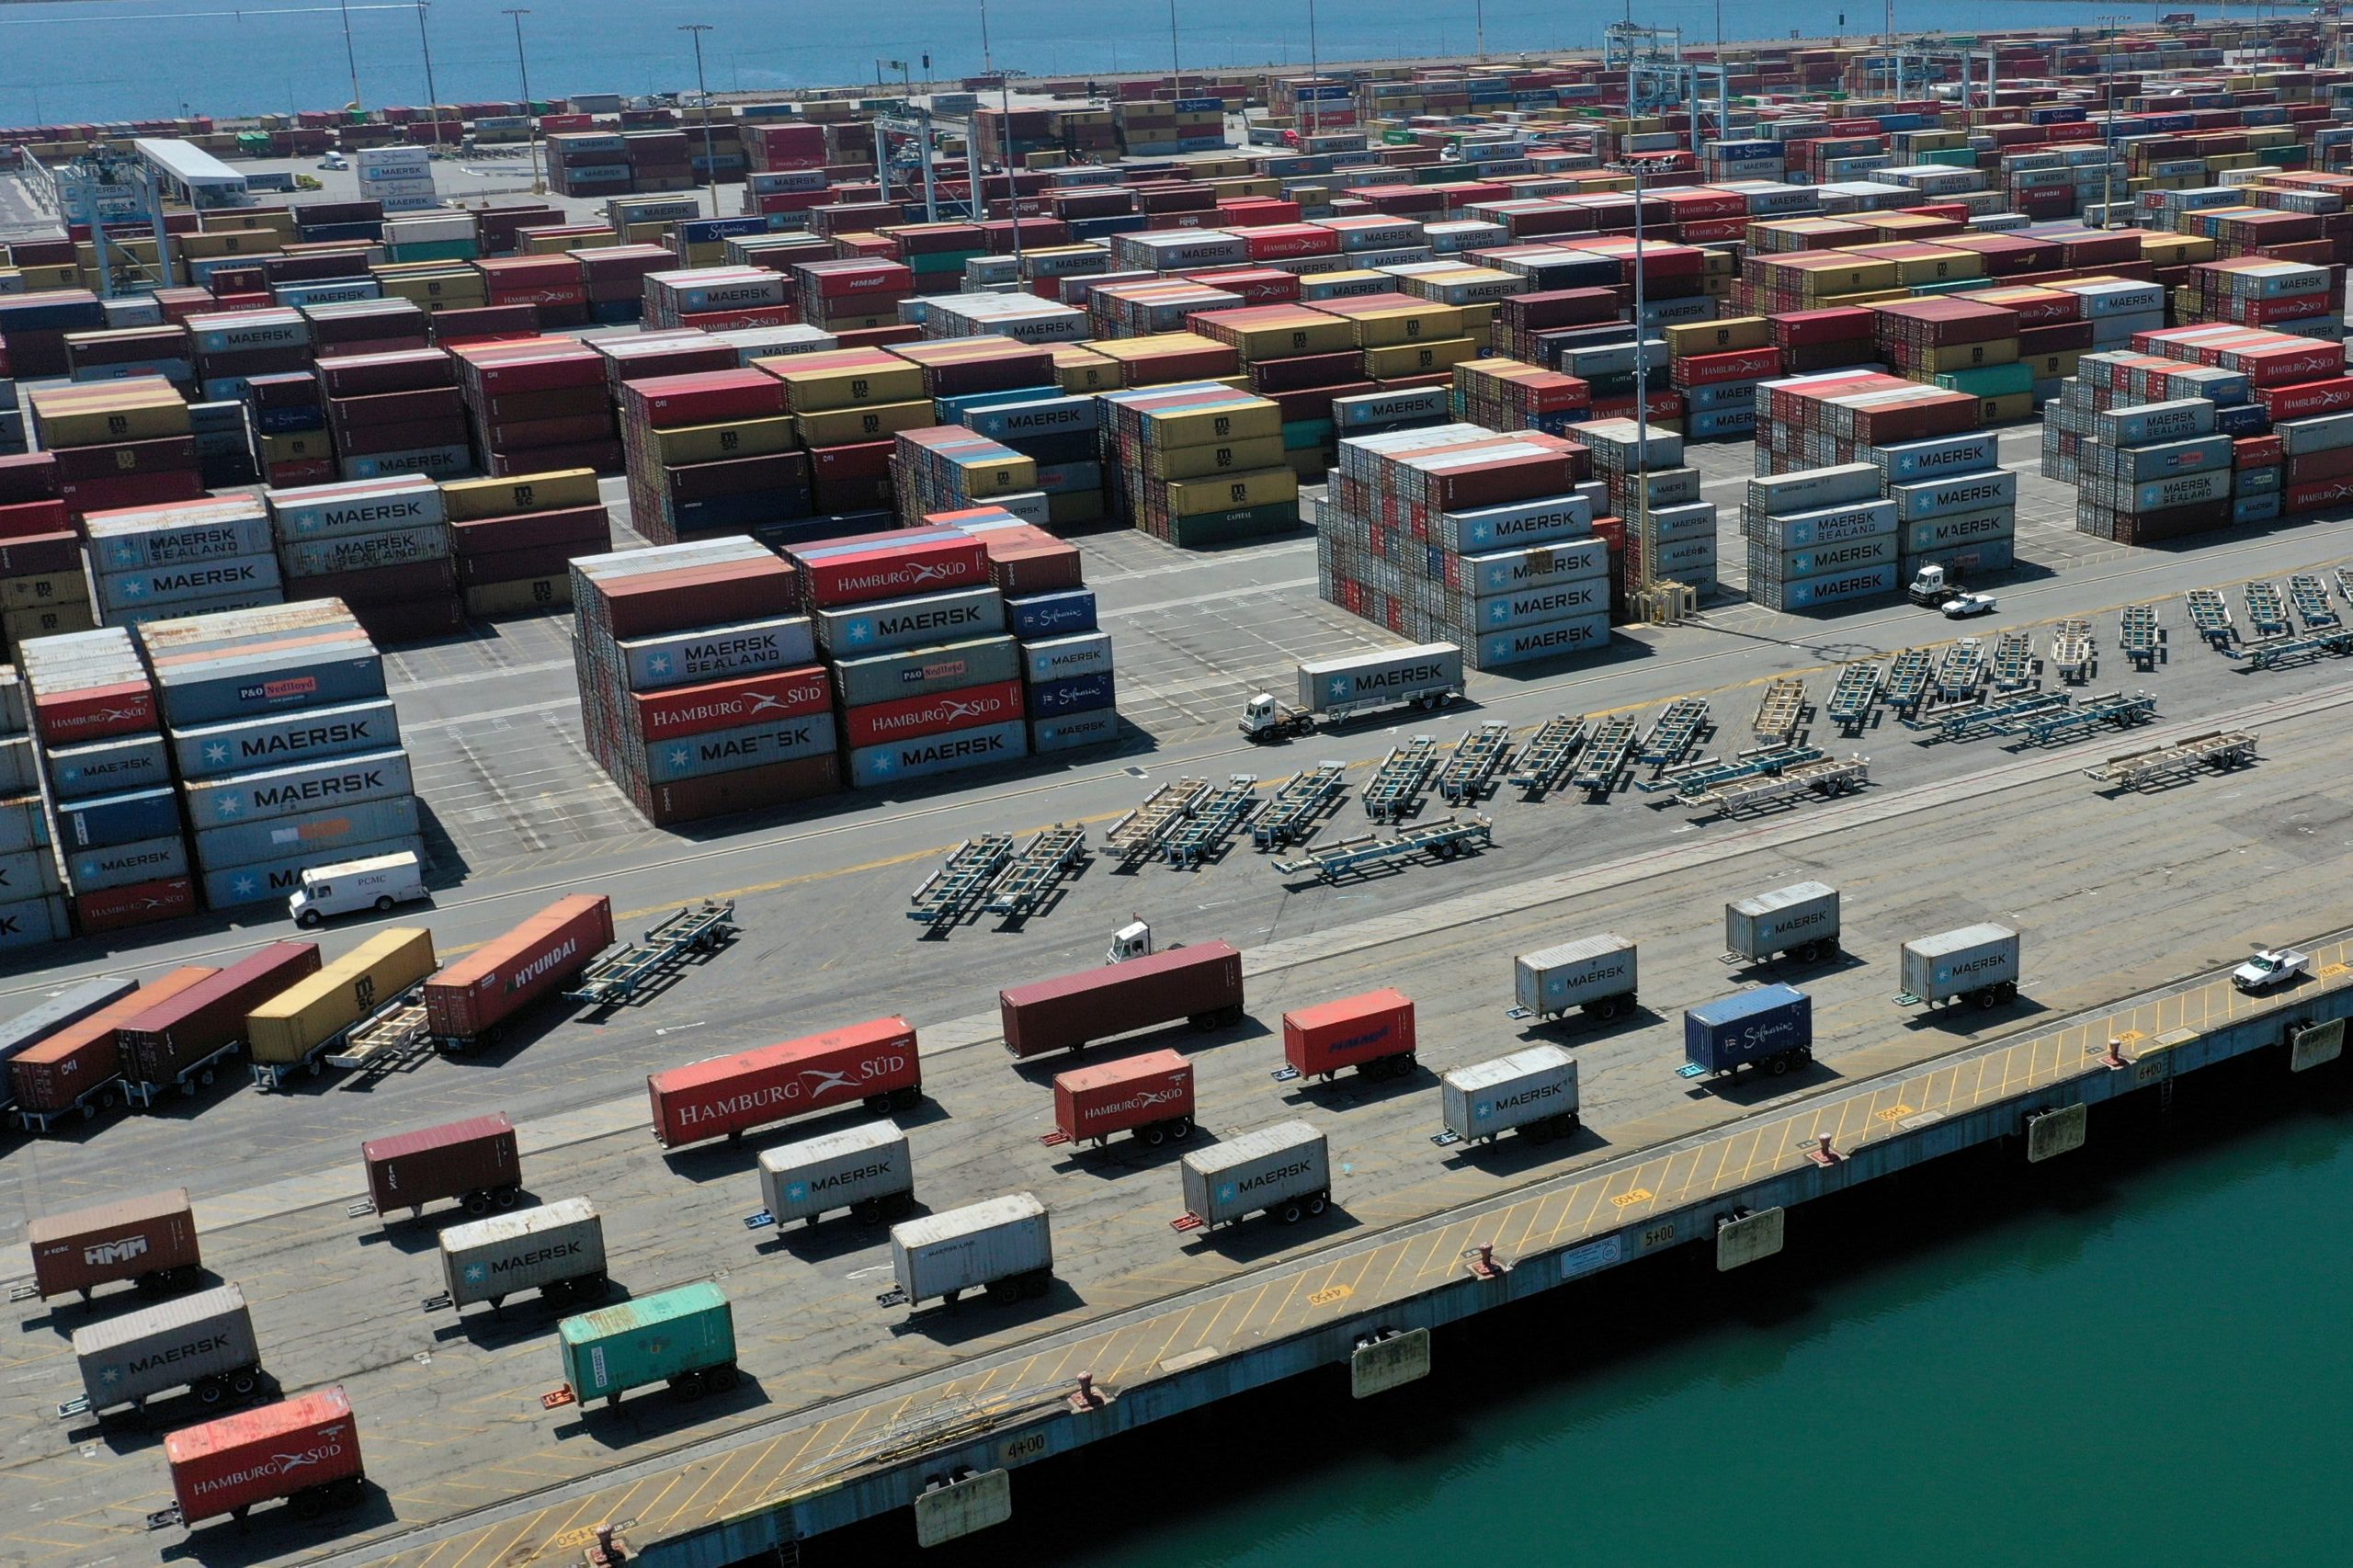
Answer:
xmin=909 ymin=249 xmax=980 ymax=276
xmin=1920 ymin=147 xmax=1978 ymax=168
xmin=1281 ymin=417 xmax=1336 ymax=450
xmin=387 ymin=240 xmax=479 ymax=264
xmin=1168 ymin=501 xmax=1300 ymax=547
xmin=558 ymin=1281 xmax=734 ymax=1406
xmin=1936 ymin=362 xmax=2034 ymax=398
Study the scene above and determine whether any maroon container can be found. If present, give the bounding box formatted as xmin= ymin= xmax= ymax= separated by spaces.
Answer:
xmin=360 ymin=1112 xmax=520 ymax=1219
xmin=998 ymin=942 xmax=1245 ymax=1059
xmin=634 ymin=751 xmax=840 ymax=825
xmin=456 ymin=541 xmax=593 ymax=585
xmin=119 ymin=942 xmax=322 ymax=1091
xmin=449 ymin=504 xmax=610 ymax=555
xmin=0 ymin=530 xmax=81 ymax=576
xmin=50 ymin=435 xmax=201 ymax=482
xmin=597 ymin=556 xmax=801 ymax=639
xmin=422 ymin=894 xmax=613 ymax=1043
xmin=329 ymin=385 xmax=463 ymax=428
xmin=479 ymin=384 xmax=611 ymax=423
xmin=292 ymin=557 xmax=459 ymax=606
xmin=349 ymin=595 xmax=468 ymax=643
xmin=317 ymin=348 xmax=455 ymax=398
xmin=27 ymin=1187 xmax=201 ymax=1299
xmin=663 ymin=449 xmax=811 ymax=505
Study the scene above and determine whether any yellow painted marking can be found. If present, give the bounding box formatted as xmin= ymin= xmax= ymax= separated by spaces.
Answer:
xmin=1308 ymin=1284 xmax=1354 ymax=1307
xmin=1610 ymin=1187 xmax=1654 ymax=1209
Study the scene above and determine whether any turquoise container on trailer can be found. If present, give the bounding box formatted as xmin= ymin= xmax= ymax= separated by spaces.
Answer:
xmin=557 ymin=1281 xmax=735 ymax=1407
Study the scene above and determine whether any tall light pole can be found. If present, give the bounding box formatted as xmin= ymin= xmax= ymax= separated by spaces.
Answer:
xmin=2097 ymin=16 xmax=2120 ymax=229
xmin=1172 ymin=0 xmax=1183 ymax=75
xmin=1307 ymin=0 xmax=1321 ymax=137
xmin=415 ymin=3 xmax=444 ymax=153
xmin=1476 ymin=0 xmax=1486 ymax=61
xmin=337 ymin=0 xmax=363 ymax=111
xmin=981 ymin=0 xmax=994 ymax=74
xmin=504 ymin=8 xmax=540 ymax=194
xmin=1611 ymin=154 xmax=1665 ymax=620
xmin=681 ymin=25 xmax=719 ymax=218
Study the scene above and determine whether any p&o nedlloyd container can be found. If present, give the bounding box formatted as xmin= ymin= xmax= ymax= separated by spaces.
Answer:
xmin=754 ymin=1121 xmax=914 ymax=1227
xmin=887 ymin=1192 xmax=1052 ymax=1306
xmin=67 ymin=1282 xmax=263 ymax=1415
xmin=1178 ymin=1119 xmax=1331 ymax=1230
xmin=1440 ymin=1043 xmax=1579 ymax=1144
xmin=434 ymin=1197 xmax=607 ymax=1313
xmin=1724 ymin=881 xmax=1841 ymax=965
xmin=1900 ymin=922 xmax=2021 ymax=1007
xmin=1514 ymin=933 xmax=1638 ymax=1021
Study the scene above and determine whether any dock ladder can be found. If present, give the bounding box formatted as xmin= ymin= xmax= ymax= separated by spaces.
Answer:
xmin=1105 ymin=778 xmax=1207 ymax=867
xmin=2243 ymin=627 xmax=2353 ymax=671
xmin=1678 ymin=755 xmax=1869 ymax=814
xmin=1906 ymin=689 xmax=2068 ymax=743
xmin=1988 ymin=631 xmax=2037 ymax=692
xmin=2000 ymin=690 xmax=2156 ymax=747
xmin=1272 ymin=814 xmax=1493 ymax=881
xmin=2186 ymin=588 xmax=2234 ymax=650
xmin=1933 ymin=637 xmax=1985 ymax=699
xmin=1363 ymin=736 xmax=1440 ymax=823
xmin=1643 ymin=744 xmax=1822 ymax=797
xmin=2243 ymin=580 xmax=2290 ymax=638
xmin=2120 ymin=603 xmax=2161 ymax=670
xmin=2290 ymin=574 xmax=2339 ymax=631
xmin=2085 ymin=730 xmax=2256 ymax=789
xmin=2050 ymin=619 xmax=2094 ymax=684
xmin=563 ymin=902 xmax=737 ymax=1006
xmin=1883 ymin=648 xmax=1934 ymax=715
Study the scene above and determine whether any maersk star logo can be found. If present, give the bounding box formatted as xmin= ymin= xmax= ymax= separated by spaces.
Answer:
xmin=463 ymin=1262 xmax=487 ymax=1284
xmin=1328 ymin=676 xmax=1349 ymax=699
xmin=786 ymin=1181 xmax=808 ymax=1202
xmin=215 ymin=796 xmax=243 ymax=818
xmin=646 ymin=653 xmax=673 ymax=677
xmin=870 ymin=753 xmax=895 ymax=774
xmin=667 ymin=747 xmax=691 ymax=769
xmin=1488 ymin=601 xmax=1511 ymax=624
xmin=1216 ymin=1182 xmax=1236 ymax=1204
xmin=204 ymin=743 xmax=230 ymax=767
xmin=121 ymin=578 xmax=146 ymax=598
xmin=845 ymin=621 xmax=871 ymax=643
xmin=232 ymin=875 xmax=256 ymax=896
xmin=99 ymin=1364 xmax=121 ymax=1387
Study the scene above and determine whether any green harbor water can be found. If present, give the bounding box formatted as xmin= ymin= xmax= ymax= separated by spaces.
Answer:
xmin=989 ymin=1073 xmax=2353 ymax=1568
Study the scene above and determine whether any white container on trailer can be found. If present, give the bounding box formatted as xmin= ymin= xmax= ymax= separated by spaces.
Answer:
xmin=756 ymin=1122 xmax=913 ymax=1227
xmin=888 ymin=1192 xmax=1051 ymax=1306
xmin=1178 ymin=1120 xmax=1331 ymax=1228
xmin=67 ymin=1283 xmax=262 ymax=1415
xmin=1514 ymin=934 xmax=1638 ymax=1020
xmin=1900 ymin=923 xmax=2021 ymax=1006
xmin=1725 ymin=881 xmax=1842 ymax=963
xmin=435 ymin=1198 xmax=607 ymax=1312
xmin=1441 ymin=1044 xmax=1579 ymax=1144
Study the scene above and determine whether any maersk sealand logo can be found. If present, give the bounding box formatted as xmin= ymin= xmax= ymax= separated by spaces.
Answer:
xmin=1487 ymin=599 xmax=1513 ymax=625
xmin=646 ymin=653 xmax=673 ymax=678
xmin=845 ymin=620 xmax=872 ymax=644
xmin=463 ymin=1261 xmax=488 ymax=1284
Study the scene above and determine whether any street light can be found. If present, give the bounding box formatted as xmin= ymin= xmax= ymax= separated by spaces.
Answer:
xmin=1476 ymin=0 xmax=1486 ymax=61
xmin=415 ymin=3 xmax=444 ymax=154
xmin=1609 ymin=154 xmax=1670 ymax=620
xmin=503 ymin=8 xmax=540 ymax=194
xmin=681 ymin=25 xmax=719 ymax=219
xmin=1306 ymin=0 xmax=1321 ymax=137
xmin=1172 ymin=0 xmax=1183 ymax=76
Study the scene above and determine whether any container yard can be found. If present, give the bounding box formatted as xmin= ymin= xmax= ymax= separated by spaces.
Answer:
xmin=17 ymin=17 xmax=2353 ymax=1566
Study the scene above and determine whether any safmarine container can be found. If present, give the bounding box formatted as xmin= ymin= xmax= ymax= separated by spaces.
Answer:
xmin=1724 ymin=881 xmax=1841 ymax=963
xmin=70 ymin=1282 xmax=262 ymax=1414
xmin=647 ymin=1016 xmax=920 ymax=1146
xmin=1440 ymin=1044 xmax=1579 ymax=1143
xmin=1513 ymin=933 xmax=1637 ymax=1019
xmin=1179 ymin=1120 xmax=1329 ymax=1228
xmin=557 ymin=1280 xmax=735 ymax=1407
xmin=1683 ymin=984 xmax=1814 ymax=1076
xmin=438 ymin=1197 xmax=606 ymax=1311
xmin=422 ymin=894 xmax=612 ymax=1044
xmin=164 ymin=1386 xmax=363 ymax=1524
xmin=756 ymin=1121 xmax=913 ymax=1225
xmin=1051 ymin=1047 xmax=1194 ymax=1146
xmin=888 ymin=1192 xmax=1051 ymax=1305
xmin=999 ymin=942 xmax=1244 ymax=1057
xmin=1281 ymin=988 xmax=1415 ymax=1080
xmin=27 ymin=1187 xmax=199 ymax=1300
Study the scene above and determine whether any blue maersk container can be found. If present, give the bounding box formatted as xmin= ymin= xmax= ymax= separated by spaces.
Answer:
xmin=1684 ymin=984 xmax=1813 ymax=1076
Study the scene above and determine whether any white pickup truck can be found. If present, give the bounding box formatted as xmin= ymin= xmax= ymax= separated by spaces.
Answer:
xmin=2232 ymin=948 xmax=2310 ymax=993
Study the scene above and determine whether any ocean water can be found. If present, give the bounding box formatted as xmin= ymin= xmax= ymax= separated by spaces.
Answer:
xmin=872 ymin=1061 xmax=2353 ymax=1568
xmin=1 ymin=0 xmax=2235 ymax=126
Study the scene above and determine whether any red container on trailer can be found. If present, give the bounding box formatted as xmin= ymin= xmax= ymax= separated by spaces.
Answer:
xmin=12 ymin=966 xmax=213 ymax=1114
xmin=360 ymin=1112 xmax=520 ymax=1217
xmin=646 ymin=1017 xmax=921 ymax=1146
xmin=999 ymin=943 xmax=1245 ymax=1059
xmin=27 ymin=1188 xmax=199 ymax=1300
xmin=1282 ymin=988 xmax=1415 ymax=1079
xmin=119 ymin=943 xmax=321 ymax=1089
xmin=1051 ymin=1048 xmax=1195 ymax=1145
xmin=165 ymin=1386 xmax=363 ymax=1525
xmin=422 ymin=894 xmax=614 ymax=1044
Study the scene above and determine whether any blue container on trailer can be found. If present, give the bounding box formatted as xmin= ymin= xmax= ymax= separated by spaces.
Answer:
xmin=1684 ymin=984 xmax=1813 ymax=1076
xmin=1004 ymin=589 xmax=1097 ymax=641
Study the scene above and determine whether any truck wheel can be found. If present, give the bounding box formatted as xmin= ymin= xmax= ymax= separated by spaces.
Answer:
xmin=864 ymin=1093 xmax=890 ymax=1113
xmin=374 ymin=896 xmax=394 ymax=912
xmin=1278 ymin=1200 xmax=1304 ymax=1224
xmin=78 ymin=1102 xmax=96 ymax=1122
xmin=291 ymin=1488 xmax=326 ymax=1520
xmin=1999 ymin=981 xmax=2018 ymax=1003
xmin=852 ymin=1199 xmax=880 ymax=1223
xmin=329 ymin=1477 xmax=365 ymax=1508
xmin=1977 ymin=989 xmax=2000 ymax=1010
xmin=892 ymin=1085 xmax=923 ymax=1109
xmin=1770 ymin=1054 xmax=1792 ymax=1075
xmin=706 ymin=1363 xmax=739 ymax=1392
xmin=298 ymin=909 xmax=323 ymax=928
xmin=577 ymin=1271 xmax=609 ymax=1298
xmin=985 ymin=1278 xmax=1017 ymax=1302
xmin=231 ymin=1369 xmax=260 ymax=1398
xmin=1306 ymin=1191 xmax=1328 ymax=1217
xmin=673 ymin=1370 xmax=706 ymax=1400
xmin=197 ymin=1378 xmax=225 ymax=1406
xmin=1169 ymin=1117 xmax=1194 ymax=1141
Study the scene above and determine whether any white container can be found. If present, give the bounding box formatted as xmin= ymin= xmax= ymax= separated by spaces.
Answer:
xmin=758 ymin=1122 xmax=912 ymax=1226
xmin=1516 ymin=934 xmax=1638 ymax=1018
xmin=70 ymin=1283 xmax=261 ymax=1414
xmin=438 ymin=1198 xmax=606 ymax=1311
xmin=890 ymin=1192 xmax=1051 ymax=1306
xmin=1725 ymin=881 xmax=1841 ymax=962
xmin=1900 ymin=923 xmax=2021 ymax=1004
xmin=1440 ymin=1044 xmax=1578 ymax=1143
xmin=1179 ymin=1120 xmax=1330 ymax=1227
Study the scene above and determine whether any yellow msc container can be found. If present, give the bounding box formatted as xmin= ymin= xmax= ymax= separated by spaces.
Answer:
xmin=246 ymin=928 xmax=437 ymax=1067
xmin=765 ymin=354 xmax=926 ymax=412
xmin=1664 ymin=315 xmax=1770 ymax=356
xmin=1052 ymin=345 xmax=1124 ymax=393
xmin=1338 ymin=302 xmax=1468 ymax=347
xmin=27 ymin=379 xmax=192 ymax=447
xmin=649 ymin=415 xmax=798 ymax=466
xmin=439 ymin=469 xmax=600 ymax=519
xmin=1142 ymin=435 xmax=1289 ymax=481
xmin=1142 ymin=398 xmax=1283 ymax=449
xmin=793 ymin=399 xmax=934 ymax=448
xmin=1362 ymin=335 xmax=1479 ymax=380
xmin=1164 ymin=467 xmax=1299 ymax=515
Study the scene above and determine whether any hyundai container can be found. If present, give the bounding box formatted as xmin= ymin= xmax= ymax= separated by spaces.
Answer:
xmin=1178 ymin=1120 xmax=1331 ymax=1229
xmin=1440 ymin=1044 xmax=1580 ymax=1143
xmin=888 ymin=1192 xmax=1052 ymax=1306
xmin=422 ymin=893 xmax=611 ymax=1046
xmin=1724 ymin=881 xmax=1841 ymax=965
xmin=27 ymin=1188 xmax=200 ymax=1301
xmin=119 ymin=942 xmax=319 ymax=1102
xmin=755 ymin=1122 xmax=913 ymax=1227
xmin=162 ymin=1385 xmax=364 ymax=1526
xmin=1282 ymin=988 xmax=1415 ymax=1081
xmin=69 ymin=1283 xmax=263 ymax=1415
xmin=244 ymin=926 xmax=435 ymax=1085
xmin=1901 ymin=923 xmax=2021 ymax=1006
xmin=434 ymin=1197 xmax=606 ymax=1313
xmin=1514 ymin=934 xmax=1638 ymax=1020
xmin=647 ymin=1016 xmax=920 ymax=1146
xmin=1684 ymin=984 xmax=1815 ymax=1078
xmin=555 ymin=1280 xmax=736 ymax=1408
xmin=1049 ymin=1048 xmax=1195 ymax=1147
xmin=999 ymin=942 xmax=1245 ymax=1058
xmin=360 ymin=1112 xmax=520 ymax=1220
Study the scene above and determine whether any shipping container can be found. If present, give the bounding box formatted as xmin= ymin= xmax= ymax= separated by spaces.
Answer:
xmin=1723 ymin=881 xmax=1841 ymax=965
xmin=0 ymin=975 xmax=137 ymax=1103
xmin=1440 ymin=1044 xmax=1579 ymax=1144
xmin=434 ymin=1197 xmax=606 ymax=1313
xmin=244 ymin=926 xmax=435 ymax=1084
xmin=647 ymin=1016 xmax=921 ymax=1146
xmin=888 ymin=1192 xmax=1052 ymax=1306
xmin=1684 ymin=984 xmax=1814 ymax=1079
xmin=119 ymin=942 xmax=320 ymax=1101
xmin=1295 ymin=642 xmax=1464 ymax=716
xmin=1514 ymin=933 xmax=1638 ymax=1021
xmin=13 ymin=966 xmax=213 ymax=1125
xmin=1900 ymin=922 xmax=2021 ymax=1006
xmin=999 ymin=942 xmax=1245 ymax=1058
xmin=555 ymin=1280 xmax=735 ymax=1407
xmin=421 ymin=893 xmax=611 ymax=1045
xmin=68 ymin=1283 xmax=262 ymax=1415
xmin=754 ymin=1121 xmax=913 ymax=1227
xmin=162 ymin=1385 xmax=364 ymax=1526
xmin=1281 ymin=987 xmax=1416 ymax=1082
xmin=360 ymin=1111 xmax=520 ymax=1220
xmin=26 ymin=1188 xmax=200 ymax=1301
xmin=1178 ymin=1120 xmax=1330 ymax=1229
xmin=1049 ymin=1047 xmax=1195 ymax=1147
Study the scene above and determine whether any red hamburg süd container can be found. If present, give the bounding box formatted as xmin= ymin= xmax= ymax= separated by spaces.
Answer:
xmin=1051 ymin=1048 xmax=1194 ymax=1146
xmin=165 ymin=1386 xmax=363 ymax=1525
xmin=119 ymin=942 xmax=321 ymax=1091
xmin=1281 ymin=988 xmax=1416 ymax=1081
xmin=27 ymin=1187 xmax=200 ymax=1299
xmin=34 ymin=679 xmax=156 ymax=744
xmin=797 ymin=536 xmax=991 ymax=608
xmin=840 ymin=678 xmax=1025 ymax=748
xmin=12 ymin=966 xmax=214 ymax=1115
xmin=999 ymin=943 xmax=1245 ymax=1059
xmin=646 ymin=1017 xmax=921 ymax=1146
xmin=630 ymin=666 xmax=833 ymax=744
xmin=422 ymin=895 xmax=613 ymax=1044
xmin=360 ymin=1112 xmax=520 ymax=1218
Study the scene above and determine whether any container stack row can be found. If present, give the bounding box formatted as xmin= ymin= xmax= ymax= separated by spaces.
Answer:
xmin=1569 ymin=418 xmax=1718 ymax=602
xmin=0 ymin=453 xmax=94 ymax=660
xmin=440 ymin=470 xmax=610 ymax=618
xmin=1097 ymin=382 xmax=1301 ymax=546
xmin=449 ymin=338 xmax=624 ymax=478
xmin=26 ymin=377 xmax=203 ymax=524
xmin=262 ymin=477 xmax=463 ymax=643
xmin=620 ymin=365 xmax=812 ymax=548
xmin=319 ymin=346 xmax=472 ymax=483
xmin=0 ymin=664 xmax=66 ymax=949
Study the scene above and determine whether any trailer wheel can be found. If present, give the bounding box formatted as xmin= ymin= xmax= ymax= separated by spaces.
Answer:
xmin=705 ymin=1363 xmax=739 ymax=1392
xmin=852 ymin=1199 xmax=879 ymax=1223
xmin=1022 ymin=1269 xmax=1051 ymax=1299
xmin=462 ymin=1190 xmax=491 ymax=1216
xmin=1278 ymin=1200 xmax=1304 ymax=1224
xmin=1142 ymin=1123 xmax=1167 ymax=1147
xmin=985 ymin=1277 xmax=1017 ymax=1302
xmin=492 ymin=1186 xmax=518 ymax=1210
xmin=1169 ymin=1117 xmax=1194 ymax=1141
xmin=673 ymin=1370 xmax=706 ymax=1400
xmin=290 ymin=1487 xmax=326 ymax=1520
xmin=1999 ymin=981 xmax=2018 ymax=1003
xmin=329 ymin=1477 xmax=364 ymax=1508
xmin=1307 ymin=1191 xmax=1329 ymax=1216
xmin=78 ymin=1102 xmax=96 ymax=1122
xmin=1977 ymin=988 xmax=2000 ymax=1010
xmin=308 ymin=1058 xmax=324 ymax=1076
xmin=1769 ymin=1053 xmax=1792 ymax=1075
xmin=230 ymin=1368 xmax=260 ymax=1398
xmin=576 ymin=1271 xmax=608 ymax=1299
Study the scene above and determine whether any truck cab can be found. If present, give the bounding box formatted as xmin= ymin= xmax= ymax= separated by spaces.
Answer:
xmin=290 ymin=850 xmax=427 ymax=927
xmin=1907 ymin=562 xmax=1963 ymax=607
xmin=1238 ymin=693 xmax=1313 ymax=742
xmin=1107 ymin=920 xmax=1154 ymax=963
